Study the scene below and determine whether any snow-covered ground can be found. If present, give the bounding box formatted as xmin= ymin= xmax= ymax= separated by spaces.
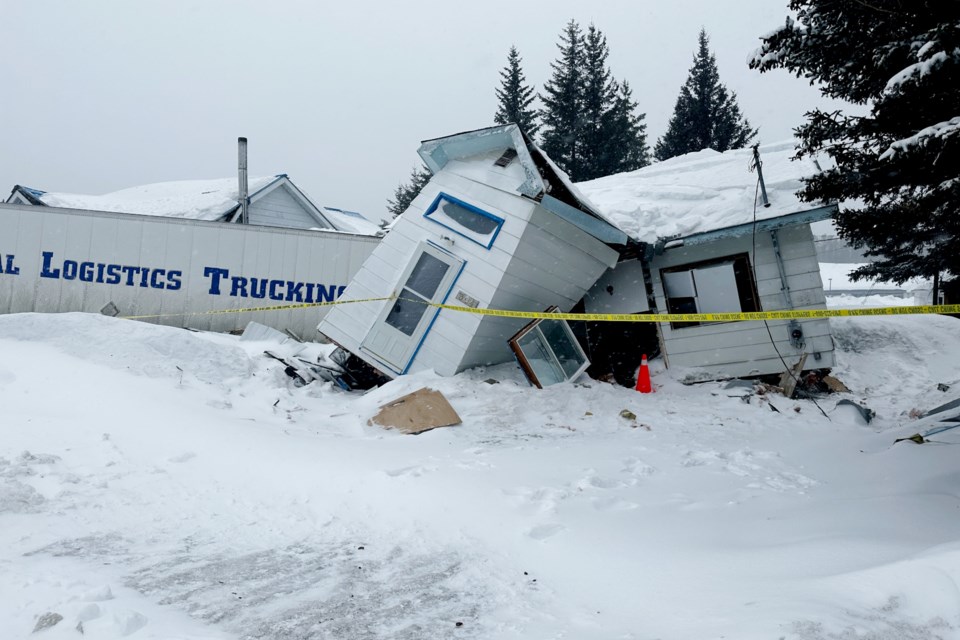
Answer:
xmin=3 ymin=308 xmax=960 ymax=639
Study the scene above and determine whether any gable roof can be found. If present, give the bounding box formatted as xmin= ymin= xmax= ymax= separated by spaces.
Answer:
xmin=576 ymin=141 xmax=836 ymax=245
xmin=417 ymin=124 xmax=627 ymax=244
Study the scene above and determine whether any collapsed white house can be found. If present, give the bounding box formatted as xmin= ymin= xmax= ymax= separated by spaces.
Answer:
xmin=318 ymin=125 xmax=623 ymax=380
xmin=320 ymin=126 xmax=837 ymax=386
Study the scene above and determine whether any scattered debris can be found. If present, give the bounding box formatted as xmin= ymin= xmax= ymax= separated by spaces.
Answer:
xmin=263 ymin=350 xmax=344 ymax=388
xmin=32 ymin=612 xmax=63 ymax=633
xmin=926 ymin=397 xmax=960 ymax=418
xmin=938 ymin=383 xmax=951 ymax=393
xmin=100 ymin=301 xmax=119 ymax=317
xmin=896 ymin=398 xmax=960 ymax=444
xmin=822 ymin=375 xmax=850 ymax=393
xmin=619 ymin=409 xmax=637 ymax=421
xmin=722 ymin=379 xmax=756 ymax=391
xmin=836 ymin=399 xmax=875 ymax=424
xmin=484 ymin=378 xmax=500 ymax=385
xmin=329 ymin=348 xmax=390 ymax=390
xmin=779 ymin=353 xmax=808 ymax=399
xmin=241 ymin=321 xmax=292 ymax=344
xmin=368 ymin=388 xmax=462 ymax=435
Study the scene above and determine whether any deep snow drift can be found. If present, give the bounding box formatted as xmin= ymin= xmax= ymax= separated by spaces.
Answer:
xmin=2 ymin=308 xmax=959 ymax=639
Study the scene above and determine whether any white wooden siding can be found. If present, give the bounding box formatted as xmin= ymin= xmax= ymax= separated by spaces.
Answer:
xmin=651 ymin=224 xmax=834 ymax=378
xmin=319 ymin=163 xmax=617 ymax=378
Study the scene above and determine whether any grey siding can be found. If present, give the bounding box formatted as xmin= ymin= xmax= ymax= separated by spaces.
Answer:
xmin=249 ymin=184 xmax=327 ymax=230
xmin=650 ymin=223 xmax=834 ymax=379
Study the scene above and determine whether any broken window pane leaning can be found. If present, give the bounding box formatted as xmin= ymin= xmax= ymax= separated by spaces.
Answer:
xmin=510 ymin=309 xmax=590 ymax=388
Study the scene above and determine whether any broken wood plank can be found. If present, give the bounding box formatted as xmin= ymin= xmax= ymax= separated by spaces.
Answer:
xmin=779 ymin=353 xmax=808 ymax=399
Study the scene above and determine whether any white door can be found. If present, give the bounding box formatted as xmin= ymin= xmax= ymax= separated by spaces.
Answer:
xmin=361 ymin=243 xmax=463 ymax=373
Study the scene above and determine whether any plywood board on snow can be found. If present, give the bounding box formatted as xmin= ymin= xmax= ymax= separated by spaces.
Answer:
xmin=368 ymin=387 xmax=461 ymax=435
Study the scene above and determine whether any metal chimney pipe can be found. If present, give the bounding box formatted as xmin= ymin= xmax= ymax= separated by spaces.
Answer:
xmin=752 ymin=144 xmax=771 ymax=208
xmin=238 ymin=137 xmax=250 ymax=224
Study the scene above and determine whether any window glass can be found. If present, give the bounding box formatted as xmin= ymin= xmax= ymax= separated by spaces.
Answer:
xmin=517 ymin=331 xmax=563 ymax=386
xmin=661 ymin=254 xmax=758 ymax=329
xmin=424 ymin=194 xmax=505 ymax=249
xmin=539 ymin=320 xmax=587 ymax=378
xmin=406 ymin=252 xmax=449 ymax=299
xmin=692 ymin=263 xmax=740 ymax=313
xmin=511 ymin=313 xmax=590 ymax=388
xmin=385 ymin=290 xmax=428 ymax=336
xmin=440 ymin=201 xmax=499 ymax=235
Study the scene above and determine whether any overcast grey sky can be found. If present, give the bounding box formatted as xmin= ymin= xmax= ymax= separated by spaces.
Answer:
xmin=2 ymin=1 xmax=844 ymax=223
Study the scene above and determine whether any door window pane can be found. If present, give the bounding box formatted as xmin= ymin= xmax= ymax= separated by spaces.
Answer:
xmin=384 ymin=289 xmax=429 ymax=336
xmin=406 ymin=252 xmax=449 ymax=299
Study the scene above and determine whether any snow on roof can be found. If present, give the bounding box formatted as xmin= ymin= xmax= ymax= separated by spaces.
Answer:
xmin=319 ymin=206 xmax=382 ymax=236
xmin=34 ymin=176 xmax=281 ymax=221
xmin=576 ymin=141 xmax=828 ymax=244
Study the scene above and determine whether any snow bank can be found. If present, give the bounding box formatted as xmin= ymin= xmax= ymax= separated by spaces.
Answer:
xmin=2 ymin=311 xmax=960 ymax=639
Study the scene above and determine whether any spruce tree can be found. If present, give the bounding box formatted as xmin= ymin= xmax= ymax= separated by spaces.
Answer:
xmin=540 ymin=20 xmax=585 ymax=179
xmin=751 ymin=1 xmax=960 ymax=294
xmin=599 ymin=80 xmax=650 ymax=176
xmin=541 ymin=21 xmax=650 ymax=181
xmin=386 ymin=165 xmax=432 ymax=220
xmin=578 ymin=24 xmax=617 ymax=181
xmin=655 ymin=29 xmax=756 ymax=161
xmin=494 ymin=46 xmax=539 ymax=137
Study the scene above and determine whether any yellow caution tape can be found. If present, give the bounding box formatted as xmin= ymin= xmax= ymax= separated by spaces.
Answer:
xmin=121 ymin=295 xmax=960 ymax=324
xmin=432 ymin=302 xmax=960 ymax=323
xmin=121 ymin=296 xmax=395 ymax=320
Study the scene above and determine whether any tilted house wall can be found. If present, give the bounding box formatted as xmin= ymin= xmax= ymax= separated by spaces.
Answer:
xmin=319 ymin=125 xmax=621 ymax=378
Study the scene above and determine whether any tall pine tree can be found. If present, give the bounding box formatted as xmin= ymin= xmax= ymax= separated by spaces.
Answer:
xmin=541 ymin=20 xmax=649 ymax=181
xmin=540 ymin=20 xmax=586 ymax=179
xmin=599 ymin=80 xmax=650 ymax=176
xmin=494 ymin=46 xmax=539 ymax=137
xmin=751 ymin=1 xmax=960 ymax=295
xmin=655 ymin=29 xmax=756 ymax=161
xmin=385 ymin=165 xmax=432 ymax=221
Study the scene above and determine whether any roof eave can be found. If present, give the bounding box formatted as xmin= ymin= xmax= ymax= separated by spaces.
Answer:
xmin=655 ymin=203 xmax=838 ymax=251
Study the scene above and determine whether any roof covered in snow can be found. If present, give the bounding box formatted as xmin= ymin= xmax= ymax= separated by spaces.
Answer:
xmin=576 ymin=141 xmax=834 ymax=245
xmin=25 ymin=176 xmax=281 ymax=221
xmin=8 ymin=176 xmax=381 ymax=235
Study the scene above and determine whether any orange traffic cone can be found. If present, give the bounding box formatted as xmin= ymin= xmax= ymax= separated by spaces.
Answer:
xmin=635 ymin=354 xmax=652 ymax=393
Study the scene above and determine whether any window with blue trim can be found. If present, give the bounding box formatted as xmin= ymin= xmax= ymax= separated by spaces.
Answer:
xmin=423 ymin=193 xmax=504 ymax=249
